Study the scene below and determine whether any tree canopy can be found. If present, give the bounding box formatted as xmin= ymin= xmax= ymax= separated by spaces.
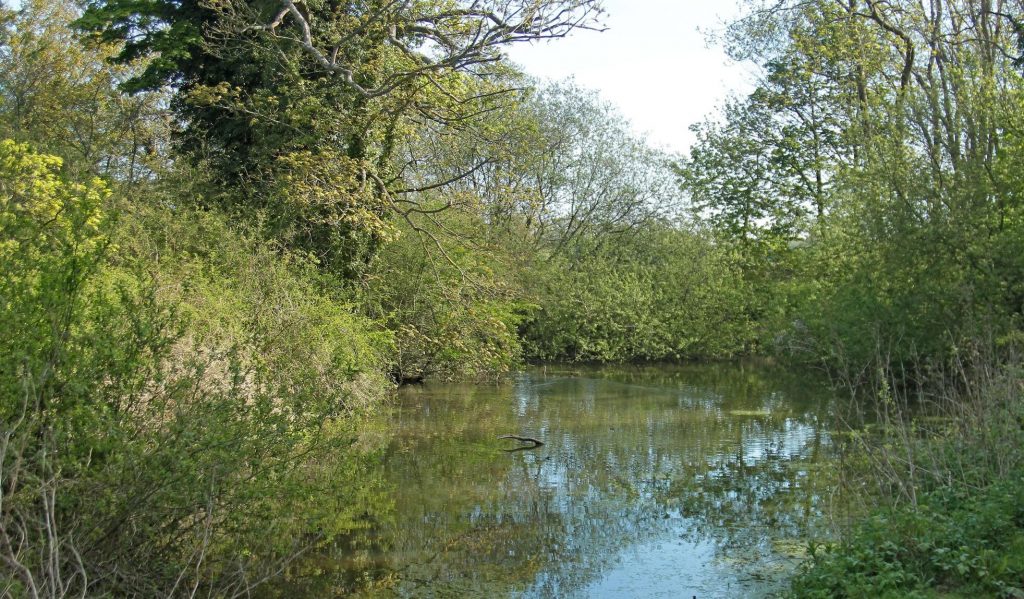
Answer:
xmin=77 ymin=0 xmax=605 ymax=276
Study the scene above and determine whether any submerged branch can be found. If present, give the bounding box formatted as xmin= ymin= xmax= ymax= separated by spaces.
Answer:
xmin=497 ymin=435 xmax=544 ymax=450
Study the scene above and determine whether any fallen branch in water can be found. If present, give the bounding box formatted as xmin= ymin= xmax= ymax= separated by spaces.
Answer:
xmin=497 ymin=435 xmax=544 ymax=450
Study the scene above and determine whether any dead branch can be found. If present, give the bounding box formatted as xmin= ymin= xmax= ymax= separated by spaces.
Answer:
xmin=497 ymin=434 xmax=544 ymax=450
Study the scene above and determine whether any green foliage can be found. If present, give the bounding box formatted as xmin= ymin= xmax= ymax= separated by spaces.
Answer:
xmin=357 ymin=81 xmax=722 ymax=373
xmin=0 ymin=138 xmax=114 ymax=423
xmin=0 ymin=0 xmax=166 ymax=180
xmin=112 ymin=191 xmax=394 ymax=403
xmin=76 ymin=0 xmax=603 ymax=277
xmin=0 ymin=139 xmax=392 ymax=595
xmin=695 ymin=5 xmax=1024 ymax=593
xmin=6 ymin=0 xmax=1024 ymax=593
xmin=688 ymin=0 xmax=1024 ymax=375
xmin=389 ymin=81 xmax=742 ymax=366
xmin=360 ymin=213 xmax=527 ymax=381
xmin=678 ymin=98 xmax=804 ymax=248
xmin=521 ymin=223 xmax=758 ymax=362
xmin=789 ymin=472 xmax=1024 ymax=599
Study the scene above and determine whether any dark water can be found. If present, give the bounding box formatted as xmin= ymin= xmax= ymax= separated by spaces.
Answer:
xmin=280 ymin=363 xmax=840 ymax=598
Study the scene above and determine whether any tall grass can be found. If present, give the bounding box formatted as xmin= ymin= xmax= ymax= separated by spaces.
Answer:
xmin=789 ymin=335 xmax=1024 ymax=598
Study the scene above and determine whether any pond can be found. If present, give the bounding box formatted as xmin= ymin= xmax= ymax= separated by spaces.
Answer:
xmin=276 ymin=362 xmax=841 ymax=598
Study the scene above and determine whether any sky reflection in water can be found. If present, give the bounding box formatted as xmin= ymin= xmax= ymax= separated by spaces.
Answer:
xmin=285 ymin=363 xmax=839 ymax=598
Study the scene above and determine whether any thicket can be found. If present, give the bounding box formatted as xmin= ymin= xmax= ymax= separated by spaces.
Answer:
xmin=520 ymin=223 xmax=756 ymax=362
xmin=0 ymin=137 xmax=394 ymax=595
xmin=354 ymin=79 xmax=764 ymax=377
xmin=788 ymin=356 xmax=1024 ymax=598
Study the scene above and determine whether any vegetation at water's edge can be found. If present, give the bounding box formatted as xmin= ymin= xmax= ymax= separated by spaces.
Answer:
xmin=791 ymin=475 xmax=1024 ymax=598
xmin=1 ymin=0 xmax=1023 ymax=595
xmin=788 ymin=358 xmax=1024 ymax=598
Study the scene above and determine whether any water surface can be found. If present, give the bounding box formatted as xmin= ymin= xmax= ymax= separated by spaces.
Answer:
xmin=284 ymin=363 xmax=838 ymax=598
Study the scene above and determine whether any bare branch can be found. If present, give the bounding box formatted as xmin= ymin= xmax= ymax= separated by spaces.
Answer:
xmin=248 ymin=0 xmax=605 ymax=98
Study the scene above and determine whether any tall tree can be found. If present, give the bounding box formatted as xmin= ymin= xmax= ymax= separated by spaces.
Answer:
xmin=709 ymin=0 xmax=1024 ymax=367
xmin=678 ymin=97 xmax=795 ymax=250
xmin=399 ymin=82 xmax=678 ymax=262
xmin=0 ymin=0 xmax=166 ymax=181
xmin=77 ymin=0 xmax=605 ymax=276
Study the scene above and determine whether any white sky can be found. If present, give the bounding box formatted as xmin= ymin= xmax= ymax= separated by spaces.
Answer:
xmin=504 ymin=0 xmax=757 ymax=154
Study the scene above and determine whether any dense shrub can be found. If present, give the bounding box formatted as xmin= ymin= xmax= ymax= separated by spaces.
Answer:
xmin=521 ymin=224 xmax=759 ymax=362
xmin=0 ymin=141 xmax=392 ymax=595
xmin=789 ymin=357 xmax=1024 ymax=598
xmin=789 ymin=473 xmax=1024 ymax=598
xmin=360 ymin=214 xmax=528 ymax=382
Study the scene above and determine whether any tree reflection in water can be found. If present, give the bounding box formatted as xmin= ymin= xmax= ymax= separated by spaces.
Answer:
xmin=267 ymin=363 xmax=839 ymax=598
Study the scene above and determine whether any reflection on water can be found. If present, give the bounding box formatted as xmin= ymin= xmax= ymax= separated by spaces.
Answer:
xmin=275 ymin=362 xmax=839 ymax=598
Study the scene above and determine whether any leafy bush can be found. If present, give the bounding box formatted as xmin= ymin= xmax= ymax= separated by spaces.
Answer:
xmin=360 ymin=214 xmax=528 ymax=382
xmin=789 ymin=473 xmax=1024 ymax=598
xmin=790 ymin=357 xmax=1024 ymax=599
xmin=521 ymin=224 xmax=758 ymax=362
xmin=0 ymin=141 xmax=392 ymax=596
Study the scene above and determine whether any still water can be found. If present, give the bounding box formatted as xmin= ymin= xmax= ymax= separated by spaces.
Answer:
xmin=289 ymin=363 xmax=839 ymax=598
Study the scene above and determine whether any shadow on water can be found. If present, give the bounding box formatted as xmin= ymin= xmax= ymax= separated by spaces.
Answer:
xmin=267 ymin=362 xmax=841 ymax=598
